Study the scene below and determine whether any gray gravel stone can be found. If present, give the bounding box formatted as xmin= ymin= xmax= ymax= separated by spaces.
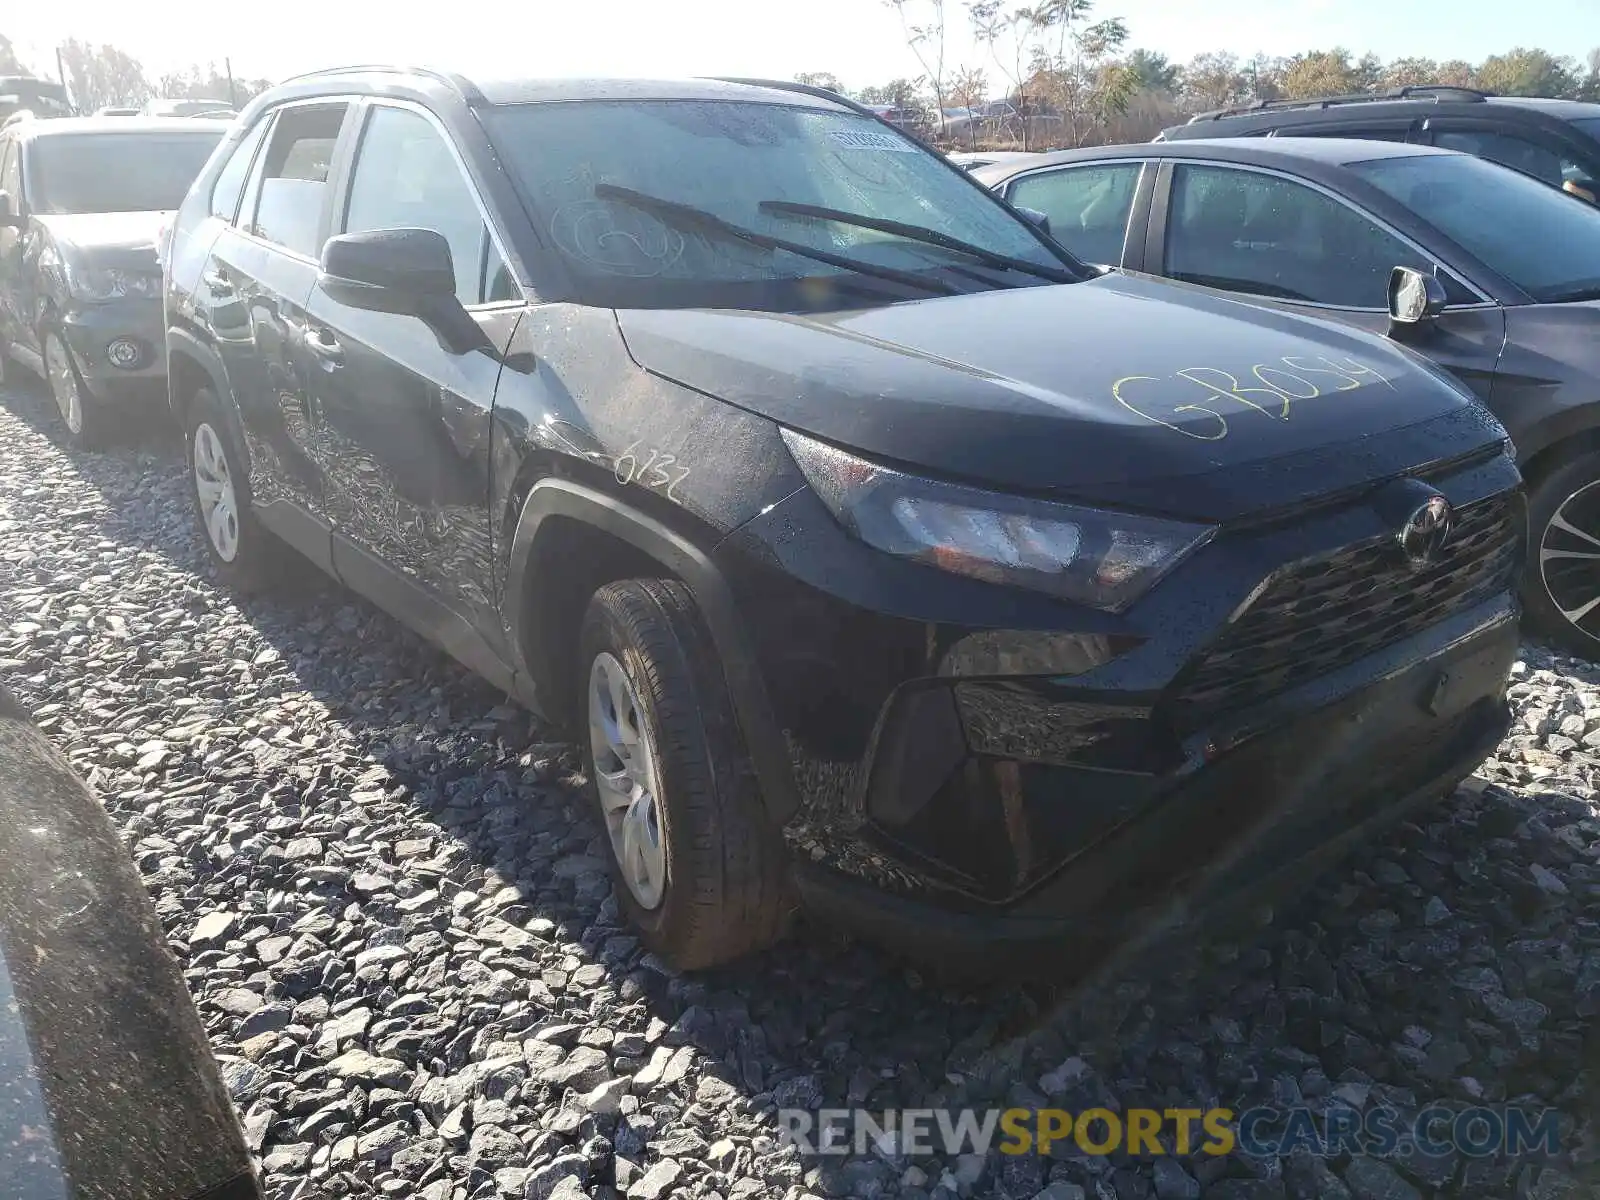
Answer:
xmin=329 ymin=1048 xmax=409 ymax=1087
xmin=627 ymin=1159 xmax=682 ymax=1200
xmin=1342 ymin=1158 xmax=1422 ymax=1200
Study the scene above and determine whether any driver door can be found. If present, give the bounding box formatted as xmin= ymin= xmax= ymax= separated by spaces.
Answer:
xmin=1151 ymin=160 xmax=1505 ymax=403
xmin=307 ymin=100 xmax=521 ymax=655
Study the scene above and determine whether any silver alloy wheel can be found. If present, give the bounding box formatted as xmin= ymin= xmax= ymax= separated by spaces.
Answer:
xmin=587 ymin=650 xmax=667 ymax=910
xmin=192 ymin=421 xmax=241 ymax=563
xmin=1539 ymin=478 xmax=1600 ymax=640
xmin=44 ymin=336 xmax=82 ymax=436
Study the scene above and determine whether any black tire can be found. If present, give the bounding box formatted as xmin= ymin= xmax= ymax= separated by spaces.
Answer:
xmin=42 ymin=329 xmax=111 ymax=449
xmin=577 ymin=578 xmax=793 ymax=969
xmin=1524 ymin=451 xmax=1600 ymax=659
xmin=184 ymin=386 xmax=281 ymax=592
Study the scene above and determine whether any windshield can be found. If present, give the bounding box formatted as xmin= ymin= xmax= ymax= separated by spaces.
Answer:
xmin=1569 ymin=116 xmax=1600 ymax=140
xmin=31 ymin=130 xmax=224 ymax=215
xmin=483 ymin=99 xmax=1083 ymax=309
xmin=1350 ymin=151 xmax=1600 ymax=302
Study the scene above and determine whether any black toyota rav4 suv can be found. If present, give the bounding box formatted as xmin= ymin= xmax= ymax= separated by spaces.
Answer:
xmin=165 ymin=68 xmax=1523 ymax=972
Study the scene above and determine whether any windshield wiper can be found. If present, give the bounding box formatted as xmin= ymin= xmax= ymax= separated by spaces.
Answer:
xmin=758 ymin=199 xmax=1081 ymax=284
xmin=594 ymin=184 xmax=961 ymax=296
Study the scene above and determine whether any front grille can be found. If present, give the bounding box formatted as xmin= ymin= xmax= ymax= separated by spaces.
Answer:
xmin=1173 ymin=492 xmax=1522 ymax=724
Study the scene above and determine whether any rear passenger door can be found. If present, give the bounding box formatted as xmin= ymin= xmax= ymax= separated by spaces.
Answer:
xmin=203 ymin=101 xmax=354 ymax=535
xmin=307 ymin=100 xmax=521 ymax=651
xmin=1150 ymin=161 xmax=1505 ymax=402
xmin=997 ymin=161 xmax=1148 ymax=268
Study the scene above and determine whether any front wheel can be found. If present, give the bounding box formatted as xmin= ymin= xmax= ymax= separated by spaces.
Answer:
xmin=577 ymin=578 xmax=792 ymax=969
xmin=43 ymin=330 xmax=108 ymax=449
xmin=1525 ymin=453 xmax=1600 ymax=659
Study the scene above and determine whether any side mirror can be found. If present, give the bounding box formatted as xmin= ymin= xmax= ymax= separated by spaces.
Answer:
xmin=0 ymin=190 xmax=22 ymax=229
xmin=319 ymin=227 xmax=456 ymax=310
xmin=1016 ymin=206 xmax=1051 ymax=235
xmin=319 ymin=227 xmax=490 ymax=356
xmin=1388 ymin=265 xmax=1447 ymax=337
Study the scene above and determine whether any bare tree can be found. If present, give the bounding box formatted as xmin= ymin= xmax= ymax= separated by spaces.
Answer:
xmin=887 ymin=0 xmax=950 ymax=133
xmin=1029 ymin=0 xmax=1134 ymax=147
xmin=969 ymin=1 xmax=1051 ymax=148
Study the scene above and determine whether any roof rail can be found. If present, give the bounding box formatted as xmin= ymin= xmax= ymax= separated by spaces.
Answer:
xmin=1188 ymin=83 xmax=1490 ymax=124
xmin=274 ymin=64 xmax=484 ymax=104
xmin=707 ymin=77 xmax=881 ymax=120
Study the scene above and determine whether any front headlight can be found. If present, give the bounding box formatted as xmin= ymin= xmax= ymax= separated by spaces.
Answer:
xmin=781 ymin=427 xmax=1213 ymax=611
xmin=59 ymin=258 xmax=161 ymax=301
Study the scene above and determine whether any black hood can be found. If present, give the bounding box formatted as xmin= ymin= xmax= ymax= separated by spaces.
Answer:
xmin=35 ymin=211 xmax=167 ymax=272
xmin=615 ymin=274 xmax=1507 ymax=523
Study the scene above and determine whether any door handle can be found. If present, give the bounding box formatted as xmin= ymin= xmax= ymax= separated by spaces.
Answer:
xmin=306 ymin=326 xmax=343 ymax=367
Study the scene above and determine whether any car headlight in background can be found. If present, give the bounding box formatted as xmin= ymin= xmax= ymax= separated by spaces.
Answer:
xmin=59 ymin=257 xmax=162 ymax=301
xmin=780 ymin=427 xmax=1214 ymax=611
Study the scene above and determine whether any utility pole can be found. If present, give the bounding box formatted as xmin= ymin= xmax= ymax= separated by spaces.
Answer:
xmin=225 ymin=57 xmax=237 ymax=107
xmin=54 ymin=46 xmax=78 ymax=115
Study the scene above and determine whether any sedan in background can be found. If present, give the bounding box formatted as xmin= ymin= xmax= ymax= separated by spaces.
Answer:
xmin=975 ymin=138 xmax=1600 ymax=658
xmin=0 ymin=116 xmax=227 ymax=446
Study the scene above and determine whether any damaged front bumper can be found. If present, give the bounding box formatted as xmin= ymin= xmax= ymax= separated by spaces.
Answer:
xmin=715 ymin=446 xmax=1523 ymax=967
xmin=792 ymin=602 xmax=1515 ymax=967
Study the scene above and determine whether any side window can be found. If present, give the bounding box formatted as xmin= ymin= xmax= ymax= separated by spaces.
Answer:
xmin=248 ymin=104 xmax=348 ymax=258
xmin=1288 ymin=125 xmax=1414 ymax=142
xmin=342 ymin=105 xmax=498 ymax=305
xmin=209 ymin=117 xmax=272 ymax=222
xmin=1008 ymin=164 xmax=1141 ymax=266
xmin=1432 ymin=129 xmax=1572 ymax=190
xmin=482 ymin=239 xmax=516 ymax=303
xmin=1165 ymin=163 xmax=1427 ymax=308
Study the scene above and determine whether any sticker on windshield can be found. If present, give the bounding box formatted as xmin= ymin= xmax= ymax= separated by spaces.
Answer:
xmin=829 ymin=128 xmax=919 ymax=153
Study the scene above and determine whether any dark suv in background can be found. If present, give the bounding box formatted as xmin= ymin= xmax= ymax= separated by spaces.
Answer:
xmin=1159 ymin=86 xmax=1600 ymax=202
xmin=164 ymin=67 xmax=1522 ymax=972
xmin=0 ymin=116 xmax=227 ymax=445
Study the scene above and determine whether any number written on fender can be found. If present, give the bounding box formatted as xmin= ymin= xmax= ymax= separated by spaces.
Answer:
xmin=613 ymin=441 xmax=691 ymax=503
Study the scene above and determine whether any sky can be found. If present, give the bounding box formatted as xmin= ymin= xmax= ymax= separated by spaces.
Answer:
xmin=4 ymin=0 xmax=1598 ymax=93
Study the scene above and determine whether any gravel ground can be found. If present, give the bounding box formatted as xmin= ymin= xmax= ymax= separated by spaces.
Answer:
xmin=0 ymin=380 xmax=1597 ymax=1200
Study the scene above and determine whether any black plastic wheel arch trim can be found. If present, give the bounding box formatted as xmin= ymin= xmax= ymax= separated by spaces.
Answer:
xmin=504 ymin=476 xmax=802 ymax=827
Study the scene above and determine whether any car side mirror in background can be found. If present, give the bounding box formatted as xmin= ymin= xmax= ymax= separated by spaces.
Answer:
xmin=1017 ymin=206 xmax=1051 ymax=235
xmin=319 ymin=228 xmax=489 ymax=356
xmin=1387 ymin=266 xmax=1447 ymax=338
xmin=0 ymin=190 xmax=23 ymax=229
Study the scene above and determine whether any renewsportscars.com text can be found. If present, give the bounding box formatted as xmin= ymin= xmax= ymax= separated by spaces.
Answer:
xmin=777 ymin=1105 xmax=1561 ymax=1160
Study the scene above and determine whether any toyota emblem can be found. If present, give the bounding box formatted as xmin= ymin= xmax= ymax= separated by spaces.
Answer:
xmin=1398 ymin=495 xmax=1454 ymax=566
